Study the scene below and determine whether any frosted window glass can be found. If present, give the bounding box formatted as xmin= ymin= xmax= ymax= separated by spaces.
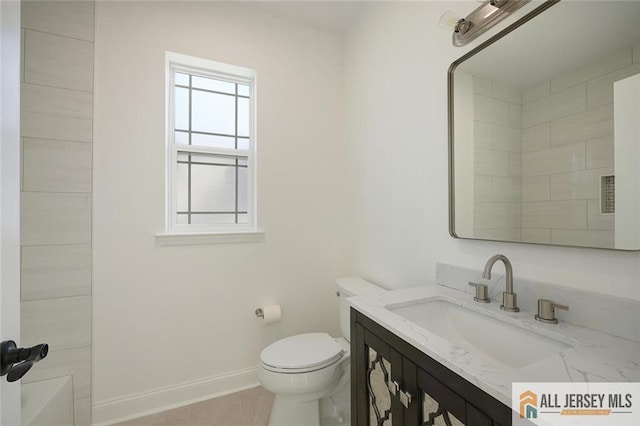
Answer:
xmin=170 ymin=63 xmax=254 ymax=229
xmin=176 ymin=163 xmax=188 ymax=212
xmin=191 ymin=133 xmax=235 ymax=149
xmin=238 ymin=167 xmax=247 ymax=211
xmin=237 ymin=138 xmax=250 ymax=151
xmin=175 ymin=131 xmax=189 ymax=145
xmin=238 ymin=84 xmax=250 ymax=97
xmin=175 ymin=73 xmax=189 ymax=86
xmin=175 ymin=87 xmax=189 ymax=130
xmin=237 ymin=97 xmax=250 ymax=137
xmin=191 ymin=164 xmax=236 ymax=212
xmin=192 ymin=76 xmax=235 ymax=94
xmin=191 ymin=91 xmax=235 ymax=135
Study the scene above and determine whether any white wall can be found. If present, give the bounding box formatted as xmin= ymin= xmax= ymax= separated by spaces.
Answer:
xmin=93 ymin=1 xmax=351 ymax=421
xmin=615 ymin=73 xmax=640 ymax=249
xmin=344 ymin=2 xmax=640 ymax=298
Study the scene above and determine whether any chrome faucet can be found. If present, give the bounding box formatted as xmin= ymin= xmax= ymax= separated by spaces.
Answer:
xmin=482 ymin=254 xmax=519 ymax=312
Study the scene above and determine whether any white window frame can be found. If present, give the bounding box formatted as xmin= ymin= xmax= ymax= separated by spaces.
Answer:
xmin=164 ymin=52 xmax=258 ymax=236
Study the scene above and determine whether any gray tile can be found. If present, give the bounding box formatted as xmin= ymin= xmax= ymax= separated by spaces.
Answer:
xmin=522 ymin=84 xmax=586 ymax=128
xmin=509 ymin=203 xmax=522 ymax=228
xmin=492 ymin=177 xmax=521 ymax=202
xmin=493 ymin=125 xmax=521 ymax=153
xmin=508 ymin=103 xmax=521 ymax=129
xmin=474 ymin=176 xmax=492 ymax=202
xmin=586 ymin=135 xmax=614 ymax=169
xmin=21 ymin=295 xmax=91 ymax=350
xmin=587 ymin=199 xmax=614 ymax=231
xmin=551 ymin=229 xmax=614 ymax=248
xmin=113 ymin=387 xmax=274 ymax=426
xmin=522 ymin=123 xmax=550 ymax=153
xmin=522 ymin=200 xmax=588 ymax=229
xmin=117 ymin=405 xmax=192 ymax=426
xmin=508 ymin=152 xmax=521 ymax=177
xmin=522 ymin=176 xmax=550 ymax=202
xmin=492 ymin=82 xmax=521 ymax=104
xmin=522 ymin=142 xmax=585 ymax=177
xmin=491 ymin=228 xmax=521 ymax=242
xmin=474 ymin=95 xmax=509 ymax=126
xmin=522 ymin=228 xmax=551 ymax=244
xmin=522 ymin=81 xmax=550 ymax=104
xmin=22 ymin=346 xmax=91 ymax=399
xmin=587 ymin=62 xmax=640 ymax=110
xmin=24 ymin=30 xmax=93 ymax=92
xmin=189 ymin=394 xmax=243 ymax=426
xmin=74 ymin=398 xmax=91 ymax=426
xmin=549 ymin=167 xmax=614 ymax=201
xmin=474 ymin=202 xmax=510 ymax=229
xmin=473 ymin=229 xmax=493 ymax=239
xmin=549 ymin=104 xmax=613 ymax=146
xmin=22 ymin=244 xmax=91 ymax=301
xmin=22 ymin=138 xmax=92 ymax=193
xmin=21 ymin=192 xmax=91 ymax=246
xmin=21 ymin=83 xmax=93 ymax=142
xmin=474 ymin=149 xmax=509 ymax=177
xmin=473 ymin=121 xmax=492 ymax=149
xmin=241 ymin=387 xmax=274 ymax=422
xmin=22 ymin=0 xmax=95 ymax=42
xmin=551 ymin=47 xmax=632 ymax=93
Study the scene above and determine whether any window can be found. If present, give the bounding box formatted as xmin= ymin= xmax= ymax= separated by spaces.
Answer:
xmin=165 ymin=52 xmax=256 ymax=235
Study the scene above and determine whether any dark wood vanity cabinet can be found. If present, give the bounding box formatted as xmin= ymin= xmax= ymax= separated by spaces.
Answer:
xmin=351 ymin=309 xmax=512 ymax=426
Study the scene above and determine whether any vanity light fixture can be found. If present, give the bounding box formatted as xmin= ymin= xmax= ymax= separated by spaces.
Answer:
xmin=448 ymin=0 xmax=531 ymax=47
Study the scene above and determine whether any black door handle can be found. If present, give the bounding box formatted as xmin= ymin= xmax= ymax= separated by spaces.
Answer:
xmin=0 ymin=340 xmax=48 ymax=382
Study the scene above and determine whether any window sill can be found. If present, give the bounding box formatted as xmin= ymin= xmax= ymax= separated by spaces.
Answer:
xmin=155 ymin=229 xmax=264 ymax=246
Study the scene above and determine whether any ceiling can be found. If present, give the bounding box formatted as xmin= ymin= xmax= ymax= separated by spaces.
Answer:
xmin=241 ymin=1 xmax=368 ymax=33
xmin=457 ymin=1 xmax=640 ymax=89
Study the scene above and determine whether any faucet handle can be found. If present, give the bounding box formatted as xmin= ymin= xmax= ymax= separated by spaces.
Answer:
xmin=468 ymin=281 xmax=490 ymax=303
xmin=535 ymin=299 xmax=569 ymax=324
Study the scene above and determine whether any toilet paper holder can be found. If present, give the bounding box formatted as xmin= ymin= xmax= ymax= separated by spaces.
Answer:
xmin=255 ymin=305 xmax=282 ymax=324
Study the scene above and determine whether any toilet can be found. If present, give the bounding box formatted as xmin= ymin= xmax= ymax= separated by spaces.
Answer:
xmin=258 ymin=277 xmax=386 ymax=426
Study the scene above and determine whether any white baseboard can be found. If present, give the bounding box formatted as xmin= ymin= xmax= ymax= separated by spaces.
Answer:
xmin=91 ymin=367 xmax=259 ymax=425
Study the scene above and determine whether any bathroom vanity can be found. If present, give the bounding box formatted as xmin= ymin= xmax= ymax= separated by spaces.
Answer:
xmin=348 ymin=268 xmax=640 ymax=426
xmin=351 ymin=308 xmax=510 ymax=425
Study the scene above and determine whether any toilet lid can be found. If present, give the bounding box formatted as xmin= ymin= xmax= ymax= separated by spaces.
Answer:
xmin=260 ymin=333 xmax=343 ymax=370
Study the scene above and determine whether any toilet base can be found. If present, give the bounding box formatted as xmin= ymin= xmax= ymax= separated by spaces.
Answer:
xmin=266 ymin=367 xmax=351 ymax=426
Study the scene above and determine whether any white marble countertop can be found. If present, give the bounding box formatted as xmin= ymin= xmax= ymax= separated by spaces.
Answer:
xmin=349 ymin=284 xmax=640 ymax=407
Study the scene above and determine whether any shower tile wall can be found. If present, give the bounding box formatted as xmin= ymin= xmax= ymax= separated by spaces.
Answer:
xmin=520 ymin=47 xmax=640 ymax=248
xmin=473 ymin=46 xmax=640 ymax=248
xmin=20 ymin=1 xmax=94 ymax=425
xmin=473 ymin=77 xmax=523 ymax=241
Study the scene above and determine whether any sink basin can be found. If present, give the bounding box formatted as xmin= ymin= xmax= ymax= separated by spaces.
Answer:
xmin=386 ymin=298 xmax=571 ymax=369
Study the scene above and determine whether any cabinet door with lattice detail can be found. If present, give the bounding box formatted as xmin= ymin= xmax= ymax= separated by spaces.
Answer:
xmin=414 ymin=367 xmax=469 ymax=426
xmin=354 ymin=322 xmax=405 ymax=425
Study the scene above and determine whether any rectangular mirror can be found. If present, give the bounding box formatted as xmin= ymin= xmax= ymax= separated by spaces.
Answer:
xmin=449 ymin=0 xmax=640 ymax=250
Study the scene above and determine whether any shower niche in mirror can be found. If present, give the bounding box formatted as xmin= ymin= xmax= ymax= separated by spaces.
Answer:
xmin=449 ymin=0 xmax=640 ymax=250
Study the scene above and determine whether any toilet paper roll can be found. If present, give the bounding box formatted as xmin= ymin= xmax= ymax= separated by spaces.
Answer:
xmin=258 ymin=304 xmax=281 ymax=325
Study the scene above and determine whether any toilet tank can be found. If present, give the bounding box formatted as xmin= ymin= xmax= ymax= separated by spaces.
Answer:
xmin=336 ymin=277 xmax=386 ymax=342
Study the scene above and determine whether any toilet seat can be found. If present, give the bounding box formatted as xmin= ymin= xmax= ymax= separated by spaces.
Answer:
xmin=260 ymin=333 xmax=343 ymax=373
